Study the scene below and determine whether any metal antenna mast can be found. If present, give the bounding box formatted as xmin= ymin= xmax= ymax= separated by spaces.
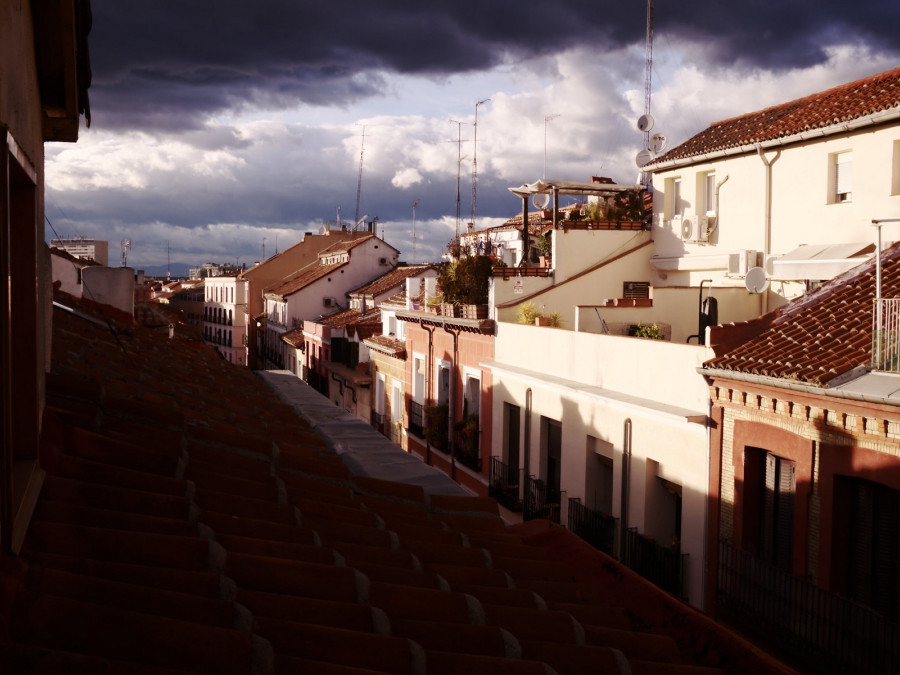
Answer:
xmin=354 ymin=125 xmax=366 ymax=227
xmin=471 ymin=98 xmax=490 ymax=230
xmin=448 ymin=119 xmax=470 ymax=242
xmin=543 ymin=114 xmax=560 ymax=179
xmin=412 ymin=200 xmax=419 ymax=264
xmin=641 ymin=0 xmax=655 ymax=186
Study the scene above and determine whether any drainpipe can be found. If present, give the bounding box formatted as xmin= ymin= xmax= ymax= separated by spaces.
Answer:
xmin=523 ymin=388 xmax=532 ymax=505
xmin=418 ymin=318 xmax=436 ymax=464
xmin=619 ymin=418 xmax=632 ymax=558
xmin=520 ymin=195 xmax=529 ymax=267
xmin=443 ymin=321 xmax=462 ymax=480
xmin=756 ymin=146 xmax=781 ymax=314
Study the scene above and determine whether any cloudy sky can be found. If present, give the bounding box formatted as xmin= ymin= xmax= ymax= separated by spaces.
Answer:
xmin=45 ymin=1 xmax=899 ymax=272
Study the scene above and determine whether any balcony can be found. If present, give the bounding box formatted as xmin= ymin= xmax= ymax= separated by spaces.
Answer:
xmin=407 ymin=400 xmax=424 ymax=438
xmin=872 ymin=298 xmax=900 ymax=372
xmin=718 ymin=539 xmax=899 ymax=674
xmin=623 ymin=528 xmax=686 ymax=599
xmin=523 ymin=475 xmax=561 ymax=523
xmin=567 ymin=498 xmax=616 ymax=556
xmin=489 ymin=457 xmax=522 ymax=511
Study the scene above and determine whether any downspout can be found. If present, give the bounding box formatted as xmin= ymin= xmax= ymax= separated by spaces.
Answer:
xmin=523 ymin=388 xmax=532 ymax=504
xmin=757 ymin=146 xmax=781 ymax=314
xmin=418 ymin=317 xmax=436 ymax=464
xmin=706 ymin=174 xmax=729 ymax=241
xmin=619 ymin=418 xmax=632 ymax=558
xmin=443 ymin=322 xmax=462 ymax=481
xmin=520 ymin=195 xmax=529 ymax=267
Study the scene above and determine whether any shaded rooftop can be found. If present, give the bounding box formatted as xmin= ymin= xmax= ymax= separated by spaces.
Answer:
xmin=1 ymin=290 xmax=795 ymax=674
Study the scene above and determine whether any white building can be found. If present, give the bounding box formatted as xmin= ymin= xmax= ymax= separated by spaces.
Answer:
xmin=203 ymin=275 xmax=248 ymax=365
xmin=645 ymin=66 xmax=900 ymax=330
xmin=49 ymin=237 xmax=109 ymax=266
xmin=261 ymin=234 xmax=399 ymax=370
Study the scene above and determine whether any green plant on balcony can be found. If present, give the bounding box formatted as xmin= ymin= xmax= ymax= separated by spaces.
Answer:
xmin=630 ymin=322 xmax=664 ymax=340
xmin=517 ymin=301 xmax=543 ymax=325
xmin=437 ymin=254 xmax=492 ymax=307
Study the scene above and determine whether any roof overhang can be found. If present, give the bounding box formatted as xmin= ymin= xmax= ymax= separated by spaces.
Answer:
xmin=33 ymin=0 xmax=91 ymax=142
xmin=508 ymin=179 xmax=642 ymax=199
xmin=771 ymin=242 xmax=874 ymax=281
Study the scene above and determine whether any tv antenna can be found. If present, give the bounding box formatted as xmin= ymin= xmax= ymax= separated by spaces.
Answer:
xmin=120 ymin=239 xmax=131 ymax=267
xmin=449 ymin=119 xmax=472 ymax=241
xmin=261 ymin=237 xmax=266 ymax=261
xmin=544 ymin=113 xmax=560 ymax=179
xmin=412 ymin=200 xmax=419 ymax=264
xmin=639 ymin=0 xmax=654 ymax=187
xmin=354 ymin=124 xmax=367 ymax=226
xmin=471 ymin=98 xmax=490 ymax=229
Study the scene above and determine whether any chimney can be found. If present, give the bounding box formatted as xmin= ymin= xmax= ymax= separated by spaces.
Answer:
xmin=467 ymin=222 xmax=474 ymax=233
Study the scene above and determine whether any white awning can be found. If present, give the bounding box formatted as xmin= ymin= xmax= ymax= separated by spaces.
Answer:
xmin=771 ymin=242 xmax=874 ymax=281
xmin=508 ymin=179 xmax=641 ymax=198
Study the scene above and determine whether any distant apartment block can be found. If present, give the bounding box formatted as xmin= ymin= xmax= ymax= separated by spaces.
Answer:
xmin=190 ymin=262 xmax=245 ymax=279
xmin=49 ymin=237 xmax=108 ymax=266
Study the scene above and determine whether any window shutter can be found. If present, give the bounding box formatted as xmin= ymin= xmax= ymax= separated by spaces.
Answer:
xmin=835 ymin=153 xmax=852 ymax=200
xmin=774 ymin=459 xmax=795 ymax=572
xmin=760 ymin=452 xmax=777 ymax=563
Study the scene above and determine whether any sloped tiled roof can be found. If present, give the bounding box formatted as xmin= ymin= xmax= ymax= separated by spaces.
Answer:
xmin=364 ymin=334 xmax=407 ymax=357
xmin=350 ymin=264 xmax=435 ymax=298
xmin=318 ymin=233 xmax=376 ymax=257
xmin=266 ymin=261 xmax=345 ymax=298
xmin=649 ymin=67 xmax=900 ymax=167
xmin=318 ymin=307 xmax=383 ymax=341
xmin=2 ymin=291 xmax=794 ymax=673
xmin=705 ymin=242 xmax=900 ymax=385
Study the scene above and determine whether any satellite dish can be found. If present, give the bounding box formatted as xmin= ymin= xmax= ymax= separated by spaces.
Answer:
xmin=635 ymin=149 xmax=653 ymax=168
xmin=650 ymin=133 xmax=667 ymax=154
xmin=532 ymin=192 xmax=550 ymax=210
xmin=637 ymin=114 xmax=655 ymax=132
xmin=745 ymin=267 xmax=770 ymax=294
xmin=317 ymin=226 xmax=326 ymax=235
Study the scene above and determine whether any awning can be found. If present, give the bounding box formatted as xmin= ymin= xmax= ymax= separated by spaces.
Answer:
xmin=508 ymin=179 xmax=641 ymax=198
xmin=771 ymin=242 xmax=874 ymax=281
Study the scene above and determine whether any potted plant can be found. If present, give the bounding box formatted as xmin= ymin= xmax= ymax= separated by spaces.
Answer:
xmin=424 ymin=403 xmax=449 ymax=449
xmin=537 ymin=232 xmax=552 ymax=267
xmin=437 ymin=255 xmax=492 ymax=318
xmin=517 ymin=301 xmax=543 ymax=325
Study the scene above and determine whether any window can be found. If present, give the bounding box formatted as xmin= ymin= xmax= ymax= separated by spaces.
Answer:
xmin=892 ymin=140 xmax=900 ymax=196
xmin=412 ymin=355 xmax=425 ymax=404
xmin=665 ymin=177 xmax=682 ymax=219
xmin=436 ymin=361 xmax=450 ymax=406
xmin=1 ymin=128 xmax=40 ymax=554
xmin=832 ymin=152 xmax=852 ymax=203
xmin=463 ymin=370 xmax=481 ymax=419
xmin=744 ymin=447 xmax=795 ymax=572
xmin=832 ymin=476 xmax=900 ymax=621
xmin=702 ymin=171 xmax=717 ymax=214
xmin=541 ymin=417 xmax=562 ymax=496
xmin=503 ymin=403 xmax=521 ymax=477
xmin=586 ymin=436 xmax=614 ymax=515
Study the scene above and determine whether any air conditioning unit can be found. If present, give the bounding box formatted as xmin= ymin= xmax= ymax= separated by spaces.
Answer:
xmin=322 ymin=297 xmax=334 ymax=308
xmin=681 ymin=217 xmax=709 ymax=243
xmin=727 ymin=250 xmax=758 ymax=276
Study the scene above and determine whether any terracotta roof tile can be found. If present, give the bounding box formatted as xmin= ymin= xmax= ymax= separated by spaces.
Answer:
xmin=349 ymin=264 xmax=436 ymax=298
xmin=651 ymin=67 xmax=900 ymax=166
xmin=707 ymin=241 xmax=900 ymax=384
xmin=3 ymin=290 xmax=793 ymax=674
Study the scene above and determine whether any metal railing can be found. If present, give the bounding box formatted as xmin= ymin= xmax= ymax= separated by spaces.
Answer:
xmin=623 ymin=527 xmax=686 ymax=599
xmin=567 ymin=498 xmax=617 ymax=556
xmin=489 ymin=457 xmax=522 ymax=511
xmin=523 ymin=475 xmax=560 ymax=523
xmin=408 ymin=400 xmax=424 ymax=437
xmin=872 ymin=298 xmax=900 ymax=372
xmin=718 ymin=539 xmax=900 ymax=674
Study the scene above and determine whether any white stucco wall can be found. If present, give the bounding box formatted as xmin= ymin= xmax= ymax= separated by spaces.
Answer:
xmin=485 ymin=321 xmax=712 ymax=608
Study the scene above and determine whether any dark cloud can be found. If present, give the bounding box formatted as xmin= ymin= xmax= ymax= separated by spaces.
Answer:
xmin=89 ymin=1 xmax=900 ymax=131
